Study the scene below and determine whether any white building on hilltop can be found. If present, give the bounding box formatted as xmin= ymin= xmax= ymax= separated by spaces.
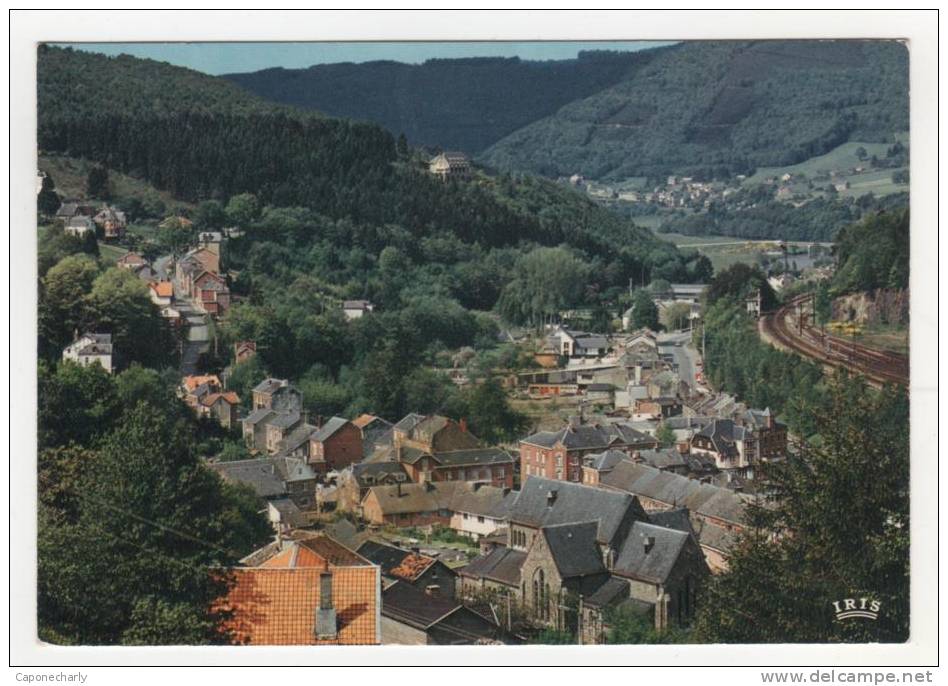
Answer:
xmin=63 ymin=333 xmax=113 ymax=373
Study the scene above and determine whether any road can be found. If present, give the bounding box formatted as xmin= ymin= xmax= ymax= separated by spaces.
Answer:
xmin=155 ymin=253 xmax=211 ymax=376
xmin=657 ymin=330 xmax=702 ymax=391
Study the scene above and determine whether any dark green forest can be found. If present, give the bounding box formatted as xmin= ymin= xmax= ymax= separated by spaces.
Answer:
xmin=225 ymin=50 xmax=669 ymax=154
xmin=482 ymin=40 xmax=909 ymax=180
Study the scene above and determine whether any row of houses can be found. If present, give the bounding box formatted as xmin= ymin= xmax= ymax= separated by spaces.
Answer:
xmin=174 ymin=233 xmax=230 ymax=317
xmin=59 ymin=201 xmax=128 ymax=239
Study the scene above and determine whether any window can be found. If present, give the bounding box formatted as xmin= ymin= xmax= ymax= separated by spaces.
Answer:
xmin=477 ymin=516 xmax=485 ymax=524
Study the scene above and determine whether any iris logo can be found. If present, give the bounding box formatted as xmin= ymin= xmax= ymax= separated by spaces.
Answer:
xmin=832 ymin=598 xmax=881 ymax=621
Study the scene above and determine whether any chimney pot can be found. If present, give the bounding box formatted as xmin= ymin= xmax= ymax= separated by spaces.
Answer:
xmin=546 ymin=489 xmax=558 ymax=506
xmin=314 ymin=571 xmax=337 ymax=639
xmin=644 ymin=535 xmax=656 ymax=554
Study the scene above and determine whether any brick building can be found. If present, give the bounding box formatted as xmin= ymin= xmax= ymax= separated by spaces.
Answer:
xmin=520 ymin=421 xmax=658 ymax=483
xmin=309 ymin=416 xmax=363 ymax=473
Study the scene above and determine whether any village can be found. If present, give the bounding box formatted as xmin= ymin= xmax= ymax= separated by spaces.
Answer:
xmin=53 ymin=177 xmax=795 ymax=645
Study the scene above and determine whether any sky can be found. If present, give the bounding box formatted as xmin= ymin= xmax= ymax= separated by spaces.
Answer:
xmin=59 ymin=41 xmax=673 ymax=75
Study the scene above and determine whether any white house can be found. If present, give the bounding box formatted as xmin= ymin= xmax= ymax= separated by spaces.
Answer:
xmin=343 ymin=300 xmax=374 ymax=320
xmin=62 ymin=333 xmax=113 ymax=373
xmin=64 ymin=216 xmax=95 ymax=237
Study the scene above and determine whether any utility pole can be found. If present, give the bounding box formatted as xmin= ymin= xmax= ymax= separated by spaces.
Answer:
xmin=577 ymin=595 xmax=584 ymax=645
xmin=506 ymin=593 xmax=512 ymax=632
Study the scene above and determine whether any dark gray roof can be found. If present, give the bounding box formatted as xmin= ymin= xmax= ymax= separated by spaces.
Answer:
xmin=243 ymin=407 xmax=275 ymax=426
xmin=542 ymin=522 xmax=605 ymax=578
xmin=693 ymin=520 xmax=741 ymax=553
xmin=508 ymin=476 xmax=646 ymax=545
xmin=583 ymin=576 xmax=631 ymax=609
xmin=601 ymin=461 xmax=747 ymax=525
xmin=636 ymin=448 xmax=689 ymax=471
xmin=613 ymin=521 xmax=689 ymax=585
xmin=267 ymin=411 xmax=301 ymax=430
xmin=575 ymin=335 xmax=609 ymax=351
xmin=381 ymin=581 xmax=465 ymax=630
xmin=521 ymin=422 xmax=655 ymax=452
xmin=448 ymin=484 xmax=512 ymax=518
xmin=393 ymin=413 xmax=426 ymax=433
xmin=352 ymin=461 xmax=409 ymax=486
xmin=663 ymin=415 xmax=714 ymax=431
xmin=253 ymin=377 xmax=288 ymax=395
xmin=311 ymin=416 xmax=349 ymax=443
xmin=277 ymin=422 xmax=317 ymax=453
xmin=459 ymin=547 xmax=525 ymax=586
xmin=209 ymin=457 xmax=315 ymax=499
xmin=583 ymin=449 xmax=628 ymax=472
xmin=648 ymin=508 xmax=696 ymax=539
xmin=268 ymin=498 xmax=308 ymax=528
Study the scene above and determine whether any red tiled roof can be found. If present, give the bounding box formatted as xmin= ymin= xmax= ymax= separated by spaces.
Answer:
xmin=183 ymin=374 xmax=221 ymax=393
xmin=389 ymin=553 xmax=436 ymax=582
xmin=215 ymin=566 xmax=379 ymax=645
xmin=150 ymin=281 xmax=174 ymax=297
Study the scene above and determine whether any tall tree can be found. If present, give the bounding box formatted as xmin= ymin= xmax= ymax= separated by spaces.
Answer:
xmin=37 ymin=174 xmax=62 ymax=216
xmin=694 ymin=373 xmax=909 ymax=643
xmin=630 ymin=289 xmax=659 ymax=330
xmin=86 ymin=165 xmax=110 ymax=199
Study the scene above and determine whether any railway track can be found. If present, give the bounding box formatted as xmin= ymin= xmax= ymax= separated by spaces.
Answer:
xmin=759 ymin=294 xmax=908 ymax=388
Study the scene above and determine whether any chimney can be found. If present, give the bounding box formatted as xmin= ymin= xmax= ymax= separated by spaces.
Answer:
xmin=314 ymin=571 xmax=337 ymax=640
xmin=644 ymin=536 xmax=655 ymax=555
xmin=546 ymin=489 xmax=558 ymax=507
xmin=411 ymin=546 xmax=420 ymax=555
xmin=459 ymin=417 xmax=468 ymax=433
xmin=396 ymin=481 xmax=402 ymax=497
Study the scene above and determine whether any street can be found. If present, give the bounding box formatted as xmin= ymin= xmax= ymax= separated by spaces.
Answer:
xmin=657 ymin=330 xmax=702 ymax=392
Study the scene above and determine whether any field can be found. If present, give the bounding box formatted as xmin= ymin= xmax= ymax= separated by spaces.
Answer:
xmin=97 ymin=242 xmax=129 ymax=262
xmin=745 ymin=135 xmax=908 ymax=185
xmin=851 ymin=323 xmax=910 ymax=355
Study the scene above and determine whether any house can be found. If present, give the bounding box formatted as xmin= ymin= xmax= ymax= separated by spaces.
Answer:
xmin=361 ymin=480 xmax=462 ymax=528
xmin=546 ymin=326 xmax=610 ymax=359
xmin=148 ymin=280 xmax=174 ymax=307
xmin=181 ymin=374 xmax=240 ymax=429
xmin=630 ymin=448 xmax=691 ymax=475
xmin=234 ymin=340 xmax=257 ymax=364
xmin=159 ymin=215 xmax=193 ymax=231
xmin=768 ymin=273 xmax=797 ymax=292
xmin=252 ymin=378 xmax=302 ymax=413
xmin=580 ymin=449 xmax=629 ymax=486
xmin=342 ymin=299 xmax=374 ymax=320
xmin=62 ymin=333 xmax=113 ymax=373
xmin=391 ymin=414 xmax=515 ymax=488
xmin=192 ymin=270 xmax=230 ymax=316
xmin=209 ymin=455 xmax=318 ymax=510
xmin=459 ymin=477 xmax=708 ymax=637
xmin=356 ymin=540 xmax=458 ymax=598
xmin=598 ymin=460 xmax=750 ymax=573
xmin=117 ymin=252 xmax=148 ymax=270
xmin=197 ymin=231 xmax=223 ymax=257
xmin=584 ymin=383 xmax=616 ymax=405
xmin=309 ymin=417 xmax=363 ymax=473
xmin=93 ymin=205 xmax=127 ymax=239
xmin=740 ymin=408 xmax=788 ymax=462
xmin=266 ymin=412 xmax=303 ymax=454
xmin=200 ymin=391 xmax=241 ymax=430
xmin=214 ymin=533 xmax=380 ymax=645
xmin=336 ymin=461 xmax=410 ymax=513
xmin=519 ymin=420 xmax=658 ymax=483
xmin=352 ymin=413 xmax=394 ymax=458
xmin=184 ymin=246 xmax=220 ymax=275
xmin=458 ymin=545 xmax=528 ymax=599
xmin=380 ymin=580 xmax=505 ymax=645
xmin=448 ymin=484 xmax=514 ymax=541
xmin=429 ymin=152 xmax=471 ymax=181
xmin=690 ymin=419 xmax=758 ymax=477
xmin=64 ymin=215 xmax=95 ymax=237
xmin=267 ymin=498 xmax=309 ymax=532
xmin=669 ymin=284 xmax=708 ymax=304
xmin=634 ymin=396 xmax=683 ymax=420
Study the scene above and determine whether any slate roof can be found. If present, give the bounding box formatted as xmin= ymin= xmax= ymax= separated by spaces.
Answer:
xmin=351 ymin=461 xmax=409 ymax=487
xmin=268 ymin=411 xmax=301 ymax=430
xmin=693 ymin=520 xmax=742 ymax=553
xmin=380 ymin=581 xmax=464 ymax=630
xmin=253 ymin=378 xmax=288 ymax=395
xmin=65 ymin=333 xmax=113 ymax=357
xmin=648 ymin=508 xmax=697 ymax=540
xmin=459 ymin=547 xmax=526 ymax=586
xmin=583 ymin=449 xmax=628 ymax=472
xmin=277 ymin=423 xmax=318 ymax=454
xmin=613 ymin=521 xmax=689 ymax=585
xmin=542 ymin=521 xmax=605 ymax=578
xmin=393 ymin=413 xmax=427 ymax=433
xmin=209 ymin=458 xmax=290 ymax=498
xmin=311 ymin=416 xmax=349 ymax=443
xmin=449 ymin=484 xmax=512 ymax=518
xmin=521 ymin=422 xmax=656 ymax=452
xmin=636 ymin=448 xmax=689 ymax=471
xmin=243 ymin=407 xmax=275 ymax=426
xmin=268 ymin=498 xmax=308 ymax=529
xmin=583 ymin=576 xmax=631 ymax=609
xmin=508 ymin=476 xmax=646 ymax=545
xmin=600 ymin=461 xmax=748 ymax=526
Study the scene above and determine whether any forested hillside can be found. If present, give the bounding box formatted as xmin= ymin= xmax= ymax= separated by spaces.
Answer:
xmin=224 ymin=50 xmax=667 ymax=154
xmin=482 ymin=40 xmax=909 ymax=180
